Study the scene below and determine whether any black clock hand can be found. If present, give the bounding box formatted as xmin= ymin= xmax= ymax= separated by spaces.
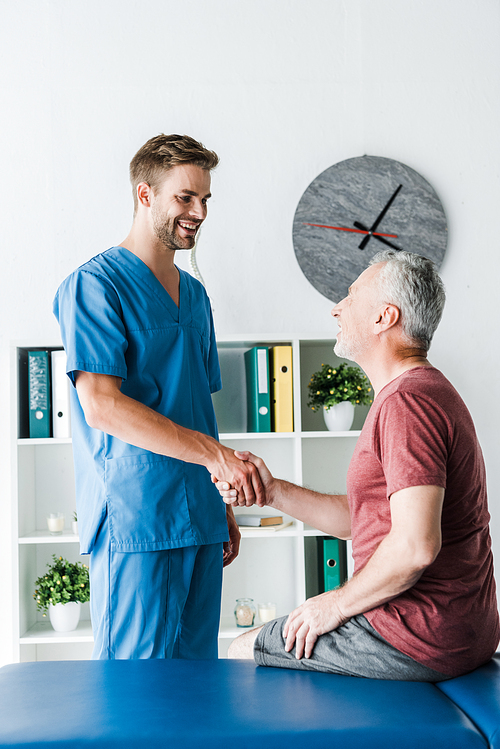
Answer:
xmin=353 ymin=221 xmax=402 ymax=251
xmin=359 ymin=184 xmax=403 ymax=250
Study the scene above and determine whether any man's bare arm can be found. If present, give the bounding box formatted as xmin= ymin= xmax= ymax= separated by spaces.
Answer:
xmin=284 ymin=484 xmax=445 ymax=659
xmin=216 ymin=451 xmax=351 ymax=539
xmin=75 ymin=372 xmax=265 ymax=505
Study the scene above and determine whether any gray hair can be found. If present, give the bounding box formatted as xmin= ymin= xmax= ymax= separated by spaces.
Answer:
xmin=369 ymin=250 xmax=446 ymax=351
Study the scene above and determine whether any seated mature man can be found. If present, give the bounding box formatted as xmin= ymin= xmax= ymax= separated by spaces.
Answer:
xmin=217 ymin=250 xmax=499 ymax=681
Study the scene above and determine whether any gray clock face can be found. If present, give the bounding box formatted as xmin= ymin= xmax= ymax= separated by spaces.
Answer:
xmin=292 ymin=156 xmax=448 ymax=303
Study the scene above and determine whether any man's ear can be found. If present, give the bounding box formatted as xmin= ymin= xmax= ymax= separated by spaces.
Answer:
xmin=137 ymin=182 xmax=152 ymax=208
xmin=374 ymin=303 xmax=400 ymax=334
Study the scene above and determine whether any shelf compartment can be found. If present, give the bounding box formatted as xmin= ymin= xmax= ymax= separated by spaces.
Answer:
xmin=17 ymin=442 xmax=76 ymax=539
xmin=301 ymin=437 xmax=358 ymax=496
xmin=221 ymin=534 xmax=299 ymax=628
xmin=213 ymin=340 xmax=294 ymax=434
xmin=219 ymin=436 xmax=296 ymax=485
xmin=18 ymin=543 xmax=90 ymax=646
xmin=299 ymin=340 xmax=371 ymax=433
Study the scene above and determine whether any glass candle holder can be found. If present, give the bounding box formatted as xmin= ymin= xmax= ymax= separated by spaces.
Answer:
xmin=46 ymin=513 xmax=65 ymax=535
xmin=258 ymin=602 xmax=277 ymax=623
xmin=234 ymin=598 xmax=256 ymax=628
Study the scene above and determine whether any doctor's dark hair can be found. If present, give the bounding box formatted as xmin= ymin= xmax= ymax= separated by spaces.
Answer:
xmin=129 ymin=134 xmax=219 ymax=214
xmin=369 ymin=250 xmax=446 ymax=352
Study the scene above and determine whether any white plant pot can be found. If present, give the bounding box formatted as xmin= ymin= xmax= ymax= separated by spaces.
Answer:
xmin=49 ymin=601 xmax=81 ymax=632
xmin=323 ymin=402 xmax=355 ymax=432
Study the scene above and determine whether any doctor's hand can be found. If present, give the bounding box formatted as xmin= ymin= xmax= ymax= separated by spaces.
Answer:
xmin=283 ymin=591 xmax=348 ymax=660
xmin=214 ymin=451 xmax=275 ymax=508
xmin=223 ymin=505 xmax=241 ymax=567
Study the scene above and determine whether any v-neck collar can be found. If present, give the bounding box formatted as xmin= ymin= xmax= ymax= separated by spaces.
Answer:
xmin=112 ymin=246 xmax=190 ymax=324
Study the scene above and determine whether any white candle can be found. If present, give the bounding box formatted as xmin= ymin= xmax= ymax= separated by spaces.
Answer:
xmin=47 ymin=513 xmax=65 ymax=535
xmin=258 ymin=603 xmax=277 ymax=623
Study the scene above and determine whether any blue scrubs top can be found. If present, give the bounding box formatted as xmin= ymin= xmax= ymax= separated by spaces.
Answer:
xmin=53 ymin=246 xmax=228 ymax=554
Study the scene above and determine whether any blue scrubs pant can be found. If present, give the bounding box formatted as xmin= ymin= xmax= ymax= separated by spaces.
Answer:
xmin=90 ymin=514 xmax=223 ymax=659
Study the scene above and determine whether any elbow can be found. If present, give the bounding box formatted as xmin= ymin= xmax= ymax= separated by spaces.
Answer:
xmin=337 ymin=528 xmax=352 ymax=541
xmin=81 ymin=399 xmax=106 ymax=431
xmin=423 ymin=532 xmax=442 ymax=567
xmin=84 ymin=406 xmax=104 ymax=431
xmin=392 ymin=530 xmax=442 ymax=583
xmin=409 ymin=537 xmax=442 ymax=575
xmin=79 ymin=393 xmax=115 ymax=432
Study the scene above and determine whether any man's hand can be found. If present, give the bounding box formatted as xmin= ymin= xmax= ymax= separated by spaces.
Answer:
xmin=283 ymin=591 xmax=348 ymax=660
xmin=214 ymin=451 xmax=275 ymax=508
xmin=223 ymin=505 xmax=241 ymax=567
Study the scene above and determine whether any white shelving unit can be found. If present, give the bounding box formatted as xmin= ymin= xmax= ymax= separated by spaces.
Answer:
xmin=11 ymin=337 xmax=367 ymax=662
xmin=214 ymin=337 xmax=366 ymax=655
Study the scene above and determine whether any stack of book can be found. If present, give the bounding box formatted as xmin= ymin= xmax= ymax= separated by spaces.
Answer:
xmin=18 ymin=349 xmax=71 ymax=439
xmin=234 ymin=514 xmax=292 ymax=532
xmin=244 ymin=345 xmax=294 ymax=433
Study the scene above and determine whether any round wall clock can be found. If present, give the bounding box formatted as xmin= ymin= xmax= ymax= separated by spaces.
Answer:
xmin=292 ymin=155 xmax=448 ymax=303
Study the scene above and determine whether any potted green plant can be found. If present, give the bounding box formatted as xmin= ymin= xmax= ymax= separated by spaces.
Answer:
xmin=307 ymin=362 xmax=373 ymax=431
xmin=33 ymin=555 xmax=90 ymax=632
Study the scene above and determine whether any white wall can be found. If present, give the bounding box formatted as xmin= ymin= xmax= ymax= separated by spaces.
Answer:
xmin=1 ymin=0 xmax=499 ymax=665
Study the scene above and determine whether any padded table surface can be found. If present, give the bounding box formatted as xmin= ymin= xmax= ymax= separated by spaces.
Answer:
xmin=438 ymin=657 xmax=500 ymax=749
xmin=0 ymin=659 xmax=488 ymax=748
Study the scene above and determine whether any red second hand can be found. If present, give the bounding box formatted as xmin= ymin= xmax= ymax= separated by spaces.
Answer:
xmin=303 ymin=222 xmax=398 ymax=239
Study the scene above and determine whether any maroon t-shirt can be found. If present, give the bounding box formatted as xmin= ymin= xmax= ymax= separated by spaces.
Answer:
xmin=347 ymin=366 xmax=499 ymax=677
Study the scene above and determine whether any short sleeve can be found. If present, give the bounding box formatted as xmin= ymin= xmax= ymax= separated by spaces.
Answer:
xmin=53 ymin=270 xmax=128 ymax=386
xmin=375 ymin=391 xmax=450 ymax=498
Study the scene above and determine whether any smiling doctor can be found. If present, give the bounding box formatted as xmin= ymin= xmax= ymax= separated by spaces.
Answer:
xmin=54 ymin=134 xmax=264 ymax=660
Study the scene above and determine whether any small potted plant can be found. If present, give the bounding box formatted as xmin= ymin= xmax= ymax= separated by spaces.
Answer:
xmin=307 ymin=362 xmax=373 ymax=431
xmin=33 ymin=555 xmax=90 ymax=632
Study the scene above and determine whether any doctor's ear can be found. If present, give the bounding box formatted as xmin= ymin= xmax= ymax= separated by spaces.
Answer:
xmin=137 ymin=182 xmax=152 ymax=208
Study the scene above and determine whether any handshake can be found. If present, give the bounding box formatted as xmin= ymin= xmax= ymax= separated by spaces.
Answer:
xmin=212 ymin=449 xmax=273 ymax=509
